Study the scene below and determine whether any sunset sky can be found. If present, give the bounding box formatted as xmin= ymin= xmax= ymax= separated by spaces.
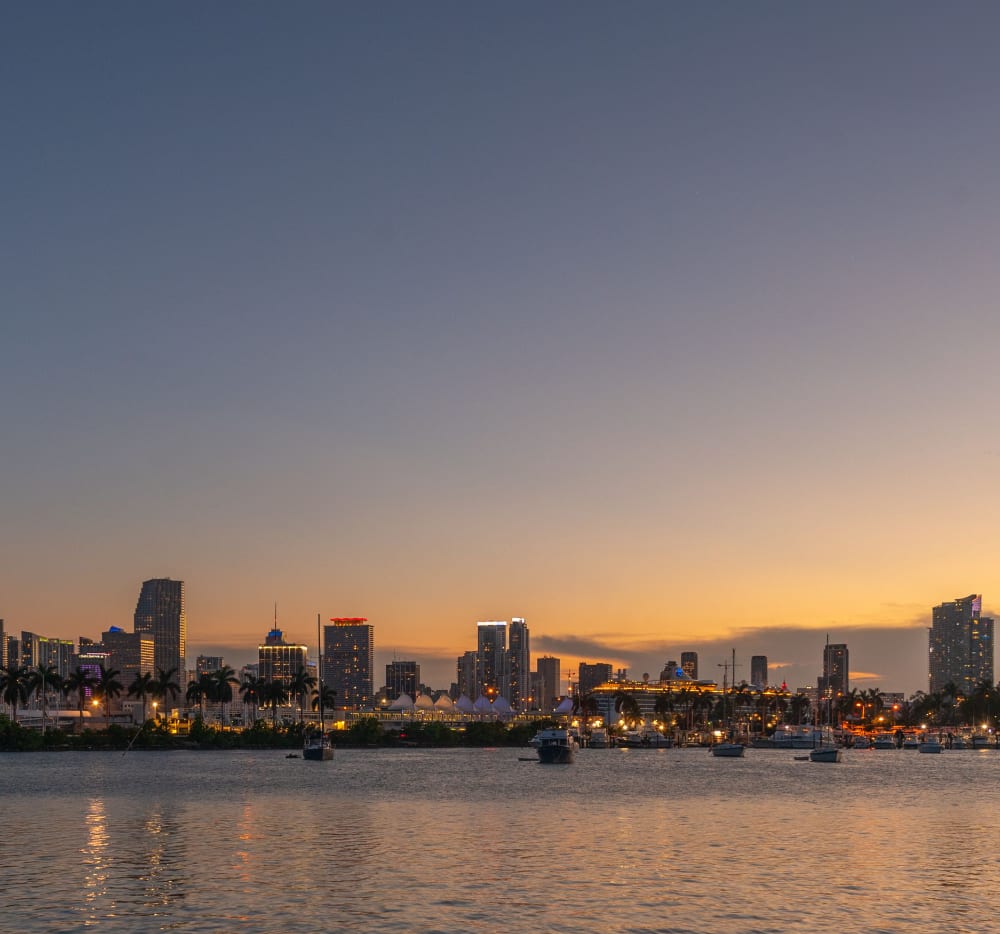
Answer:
xmin=4 ymin=4 xmax=1000 ymax=695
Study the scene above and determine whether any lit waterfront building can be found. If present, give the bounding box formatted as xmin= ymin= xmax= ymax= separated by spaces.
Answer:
xmin=508 ymin=618 xmax=530 ymax=710
xmin=476 ymin=621 xmax=508 ymax=700
xmin=455 ymin=650 xmax=477 ymax=700
xmin=19 ymin=631 xmax=75 ymax=678
xmin=751 ymin=655 xmax=768 ymax=688
xmin=258 ymin=628 xmax=308 ymax=685
xmin=536 ymin=655 xmax=561 ymax=713
xmin=681 ymin=652 xmax=698 ymax=680
xmin=322 ymin=618 xmax=374 ymax=710
xmin=385 ymin=660 xmax=420 ymax=702
xmin=133 ymin=578 xmax=186 ymax=679
xmin=929 ymin=594 xmax=994 ymax=696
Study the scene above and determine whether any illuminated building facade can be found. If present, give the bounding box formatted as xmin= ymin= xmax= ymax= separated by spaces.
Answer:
xmin=258 ymin=628 xmax=308 ymax=685
xmin=819 ymin=643 xmax=848 ymax=697
xmin=322 ymin=618 xmax=374 ymax=710
xmin=19 ymin=631 xmax=75 ymax=678
xmin=102 ymin=627 xmax=154 ymax=687
xmin=681 ymin=652 xmax=698 ymax=680
xmin=929 ymin=594 xmax=994 ymax=696
xmin=455 ymin=651 xmax=477 ymax=700
xmin=133 ymin=578 xmax=186 ymax=678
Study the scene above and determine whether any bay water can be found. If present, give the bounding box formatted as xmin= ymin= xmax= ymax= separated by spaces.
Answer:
xmin=2 ymin=745 xmax=998 ymax=932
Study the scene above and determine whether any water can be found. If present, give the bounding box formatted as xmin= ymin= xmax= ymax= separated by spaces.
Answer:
xmin=2 ymin=746 xmax=998 ymax=933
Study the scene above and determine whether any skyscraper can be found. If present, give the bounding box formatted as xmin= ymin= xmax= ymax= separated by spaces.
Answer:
xmin=508 ymin=618 xmax=530 ymax=709
xmin=750 ymin=655 xmax=768 ymax=688
xmin=680 ymin=652 xmax=698 ymax=680
xmin=929 ymin=594 xmax=994 ymax=695
xmin=455 ymin=651 xmax=477 ymax=700
xmin=476 ymin=621 xmax=508 ymax=700
xmin=258 ymin=627 xmax=308 ymax=685
xmin=133 ymin=578 xmax=186 ymax=679
xmin=578 ymin=662 xmax=613 ymax=697
xmin=820 ymin=643 xmax=848 ymax=697
xmin=385 ymin=661 xmax=420 ymax=701
xmin=536 ymin=655 xmax=561 ymax=714
xmin=322 ymin=618 xmax=374 ymax=710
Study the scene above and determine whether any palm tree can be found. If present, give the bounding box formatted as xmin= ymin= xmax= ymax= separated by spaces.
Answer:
xmin=788 ymin=692 xmax=811 ymax=725
xmin=63 ymin=666 xmax=99 ymax=729
xmin=289 ymin=666 xmax=317 ymax=722
xmin=0 ymin=665 xmax=32 ymax=724
xmin=212 ymin=666 xmax=240 ymax=725
xmin=127 ymin=672 xmax=155 ymax=723
xmin=95 ymin=665 xmax=124 ymax=722
xmin=29 ymin=664 xmax=63 ymax=729
xmin=186 ymin=673 xmax=214 ymax=720
xmin=150 ymin=667 xmax=181 ymax=716
xmin=312 ymin=685 xmax=337 ymax=719
xmin=613 ymin=690 xmax=642 ymax=728
xmin=261 ymin=679 xmax=289 ymax=728
xmin=240 ymin=673 xmax=262 ymax=723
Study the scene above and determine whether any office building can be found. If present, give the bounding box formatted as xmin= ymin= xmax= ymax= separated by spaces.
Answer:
xmin=929 ymin=594 xmax=994 ymax=696
xmin=102 ymin=627 xmax=154 ymax=688
xmin=750 ymin=655 xmax=768 ymax=688
xmin=385 ymin=661 xmax=420 ymax=702
xmin=19 ymin=631 xmax=75 ymax=678
xmin=133 ymin=578 xmax=186 ymax=678
xmin=196 ymin=656 xmax=224 ymax=676
xmin=455 ymin=651 xmax=477 ymax=700
xmin=680 ymin=652 xmax=698 ymax=680
xmin=819 ymin=643 xmax=848 ymax=697
xmin=322 ymin=618 xmax=374 ymax=710
xmin=508 ymin=618 xmax=530 ymax=709
xmin=258 ymin=628 xmax=308 ymax=685
xmin=476 ymin=621 xmax=508 ymax=700
xmin=578 ymin=662 xmax=613 ymax=697
xmin=536 ymin=655 xmax=561 ymax=714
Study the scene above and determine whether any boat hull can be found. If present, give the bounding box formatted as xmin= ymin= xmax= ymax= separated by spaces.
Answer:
xmin=711 ymin=743 xmax=744 ymax=758
xmin=537 ymin=744 xmax=575 ymax=764
xmin=809 ymin=747 xmax=841 ymax=763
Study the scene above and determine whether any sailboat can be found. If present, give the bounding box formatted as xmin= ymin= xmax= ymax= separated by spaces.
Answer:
xmin=808 ymin=640 xmax=841 ymax=763
xmin=303 ymin=613 xmax=334 ymax=761
xmin=711 ymin=649 xmax=745 ymax=758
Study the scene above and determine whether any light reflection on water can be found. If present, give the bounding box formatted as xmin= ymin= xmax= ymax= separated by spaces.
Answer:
xmin=2 ymin=747 xmax=999 ymax=932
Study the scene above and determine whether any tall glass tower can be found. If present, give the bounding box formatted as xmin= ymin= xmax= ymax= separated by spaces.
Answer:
xmin=929 ymin=594 xmax=994 ymax=695
xmin=322 ymin=618 xmax=374 ymax=710
xmin=133 ymin=578 xmax=186 ymax=679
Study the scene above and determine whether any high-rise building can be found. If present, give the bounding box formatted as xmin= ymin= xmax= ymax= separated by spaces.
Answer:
xmin=819 ymin=643 xmax=848 ymax=697
xmin=680 ymin=652 xmax=698 ymax=680
xmin=455 ymin=651 xmax=477 ymax=700
xmin=19 ymin=631 xmax=75 ymax=678
xmin=508 ymin=618 xmax=530 ymax=709
xmin=929 ymin=594 xmax=994 ymax=695
xmin=322 ymin=618 xmax=374 ymax=710
xmin=578 ymin=662 xmax=613 ymax=697
xmin=476 ymin=621 xmax=508 ymax=700
xmin=102 ymin=627 xmax=154 ymax=688
xmin=196 ymin=656 xmax=224 ymax=676
xmin=0 ymin=619 xmax=6 ymax=668
xmin=258 ymin=628 xmax=308 ymax=685
xmin=750 ymin=655 xmax=768 ymax=688
xmin=536 ymin=655 xmax=561 ymax=714
xmin=385 ymin=661 xmax=420 ymax=701
xmin=133 ymin=578 xmax=186 ymax=678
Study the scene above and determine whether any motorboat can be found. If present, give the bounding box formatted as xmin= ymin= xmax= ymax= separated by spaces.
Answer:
xmin=620 ymin=726 xmax=672 ymax=748
xmin=851 ymin=734 xmax=872 ymax=749
xmin=901 ymin=733 xmax=920 ymax=750
xmin=588 ymin=728 xmax=610 ymax=748
xmin=302 ymin=732 xmax=334 ymax=761
xmin=809 ymin=746 xmax=842 ymax=763
xmin=950 ymin=736 xmax=968 ymax=750
xmin=535 ymin=728 xmax=576 ymax=764
xmin=873 ymin=733 xmax=897 ymax=750
xmin=918 ymin=738 xmax=943 ymax=754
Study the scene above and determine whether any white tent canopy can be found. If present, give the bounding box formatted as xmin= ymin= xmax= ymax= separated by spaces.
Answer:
xmin=388 ymin=693 xmax=415 ymax=711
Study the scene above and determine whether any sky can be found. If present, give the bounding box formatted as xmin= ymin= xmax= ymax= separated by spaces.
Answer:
xmin=3 ymin=3 xmax=1000 ymax=695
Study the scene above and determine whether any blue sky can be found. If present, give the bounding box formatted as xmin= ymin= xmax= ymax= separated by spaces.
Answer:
xmin=3 ymin=4 xmax=1000 ymax=692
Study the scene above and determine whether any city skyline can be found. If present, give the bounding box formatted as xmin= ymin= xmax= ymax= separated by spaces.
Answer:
xmin=5 ymin=6 xmax=1000 ymax=697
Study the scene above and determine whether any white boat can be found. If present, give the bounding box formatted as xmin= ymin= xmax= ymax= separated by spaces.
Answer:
xmin=711 ymin=650 xmax=744 ymax=758
xmin=918 ymin=739 xmax=943 ymax=754
xmin=809 ymin=746 xmax=842 ymax=763
xmin=873 ymin=733 xmax=897 ymax=750
xmin=535 ymin=728 xmax=576 ymax=764
xmin=901 ymin=733 xmax=920 ymax=750
xmin=851 ymin=734 xmax=872 ymax=749
xmin=771 ymin=727 xmax=839 ymax=749
xmin=950 ymin=736 xmax=968 ymax=750
xmin=620 ymin=726 xmax=672 ymax=748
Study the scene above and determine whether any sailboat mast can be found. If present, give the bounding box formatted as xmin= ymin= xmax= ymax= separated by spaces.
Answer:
xmin=317 ymin=613 xmax=324 ymax=732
